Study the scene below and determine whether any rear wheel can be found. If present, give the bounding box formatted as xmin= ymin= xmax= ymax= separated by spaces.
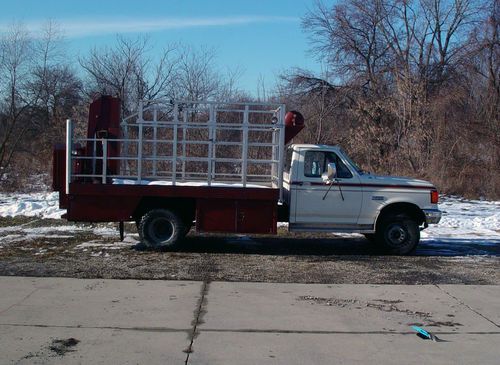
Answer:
xmin=375 ymin=214 xmax=419 ymax=255
xmin=139 ymin=209 xmax=186 ymax=249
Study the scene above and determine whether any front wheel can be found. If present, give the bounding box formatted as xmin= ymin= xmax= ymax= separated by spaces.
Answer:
xmin=138 ymin=209 xmax=186 ymax=249
xmin=375 ymin=215 xmax=420 ymax=255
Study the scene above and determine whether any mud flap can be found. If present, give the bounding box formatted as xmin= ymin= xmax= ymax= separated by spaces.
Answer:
xmin=119 ymin=221 xmax=124 ymax=241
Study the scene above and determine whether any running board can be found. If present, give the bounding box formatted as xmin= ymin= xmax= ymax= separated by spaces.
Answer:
xmin=289 ymin=223 xmax=374 ymax=233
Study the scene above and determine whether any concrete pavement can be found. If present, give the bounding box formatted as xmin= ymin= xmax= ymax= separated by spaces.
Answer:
xmin=0 ymin=277 xmax=498 ymax=364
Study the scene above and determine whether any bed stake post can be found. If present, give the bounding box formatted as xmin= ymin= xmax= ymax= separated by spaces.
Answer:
xmin=65 ymin=119 xmax=73 ymax=195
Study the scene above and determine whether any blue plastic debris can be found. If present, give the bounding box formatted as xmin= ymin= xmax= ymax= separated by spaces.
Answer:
xmin=411 ymin=325 xmax=432 ymax=339
xmin=411 ymin=325 xmax=445 ymax=342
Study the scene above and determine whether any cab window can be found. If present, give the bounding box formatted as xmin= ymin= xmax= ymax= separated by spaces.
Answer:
xmin=304 ymin=151 xmax=325 ymax=177
xmin=303 ymin=151 xmax=352 ymax=179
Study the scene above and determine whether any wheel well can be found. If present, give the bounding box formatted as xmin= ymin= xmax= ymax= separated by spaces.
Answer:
xmin=133 ymin=197 xmax=196 ymax=224
xmin=376 ymin=202 xmax=425 ymax=228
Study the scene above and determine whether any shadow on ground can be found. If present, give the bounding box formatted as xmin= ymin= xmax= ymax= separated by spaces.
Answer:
xmin=134 ymin=233 xmax=500 ymax=257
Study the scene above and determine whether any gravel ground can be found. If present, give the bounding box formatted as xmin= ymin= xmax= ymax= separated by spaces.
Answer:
xmin=0 ymin=217 xmax=498 ymax=284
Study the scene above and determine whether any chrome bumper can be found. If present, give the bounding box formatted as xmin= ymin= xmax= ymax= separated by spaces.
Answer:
xmin=423 ymin=209 xmax=442 ymax=224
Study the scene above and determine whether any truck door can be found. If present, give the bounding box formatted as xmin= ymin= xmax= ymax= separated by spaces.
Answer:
xmin=291 ymin=149 xmax=363 ymax=227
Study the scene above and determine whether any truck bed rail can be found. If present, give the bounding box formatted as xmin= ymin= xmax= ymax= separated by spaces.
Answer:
xmin=66 ymin=100 xmax=286 ymax=200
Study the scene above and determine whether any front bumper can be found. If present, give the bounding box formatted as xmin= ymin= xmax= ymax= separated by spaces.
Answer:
xmin=423 ymin=209 xmax=442 ymax=225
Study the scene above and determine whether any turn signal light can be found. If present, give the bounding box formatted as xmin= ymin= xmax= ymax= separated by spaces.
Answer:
xmin=431 ymin=190 xmax=439 ymax=204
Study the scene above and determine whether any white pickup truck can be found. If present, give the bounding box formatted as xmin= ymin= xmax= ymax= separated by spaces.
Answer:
xmin=283 ymin=144 xmax=441 ymax=254
xmin=54 ymin=97 xmax=441 ymax=255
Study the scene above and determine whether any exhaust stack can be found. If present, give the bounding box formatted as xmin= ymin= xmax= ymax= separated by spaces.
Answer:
xmin=284 ymin=111 xmax=305 ymax=144
xmin=86 ymin=96 xmax=121 ymax=176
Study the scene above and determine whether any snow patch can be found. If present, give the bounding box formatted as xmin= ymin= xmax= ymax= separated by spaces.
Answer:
xmin=113 ymin=178 xmax=269 ymax=188
xmin=422 ymin=196 xmax=500 ymax=240
xmin=22 ymin=226 xmax=85 ymax=234
xmin=0 ymin=192 xmax=64 ymax=219
xmin=92 ymin=226 xmax=121 ymax=237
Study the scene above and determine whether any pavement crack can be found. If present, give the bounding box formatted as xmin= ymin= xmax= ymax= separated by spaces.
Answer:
xmin=184 ymin=280 xmax=209 ymax=364
xmin=199 ymin=328 xmax=500 ymax=335
xmin=435 ymin=284 xmax=499 ymax=328
xmin=0 ymin=287 xmax=39 ymax=316
xmin=0 ymin=323 xmax=189 ymax=333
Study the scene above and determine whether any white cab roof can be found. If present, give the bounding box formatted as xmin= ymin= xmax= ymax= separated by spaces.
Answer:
xmin=290 ymin=144 xmax=341 ymax=151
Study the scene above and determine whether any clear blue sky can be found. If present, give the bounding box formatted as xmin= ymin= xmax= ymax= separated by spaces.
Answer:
xmin=0 ymin=0 xmax=324 ymax=95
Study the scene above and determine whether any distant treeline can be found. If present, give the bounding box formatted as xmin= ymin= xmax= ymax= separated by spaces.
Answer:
xmin=0 ymin=24 xmax=244 ymax=190
xmin=278 ymin=0 xmax=499 ymax=199
xmin=1 ymin=0 xmax=499 ymax=199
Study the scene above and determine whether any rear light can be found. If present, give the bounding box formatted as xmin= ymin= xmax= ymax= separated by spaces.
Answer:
xmin=430 ymin=190 xmax=439 ymax=204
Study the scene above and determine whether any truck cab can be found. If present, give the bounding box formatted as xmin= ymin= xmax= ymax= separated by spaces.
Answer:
xmin=283 ymin=144 xmax=441 ymax=254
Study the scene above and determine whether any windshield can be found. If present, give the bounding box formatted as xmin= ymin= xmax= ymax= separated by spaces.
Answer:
xmin=340 ymin=148 xmax=366 ymax=175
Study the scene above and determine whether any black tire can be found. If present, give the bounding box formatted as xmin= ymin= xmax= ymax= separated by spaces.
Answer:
xmin=375 ymin=214 xmax=420 ymax=255
xmin=138 ymin=209 xmax=186 ymax=249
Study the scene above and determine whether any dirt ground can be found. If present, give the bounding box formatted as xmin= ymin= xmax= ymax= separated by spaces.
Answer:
xmin=0 ymin=217 xmax=498 ymax=284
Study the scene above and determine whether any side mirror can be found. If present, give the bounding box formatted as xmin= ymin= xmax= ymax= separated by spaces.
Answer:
xmin=322 ymin=162 xmax=337 ymax=182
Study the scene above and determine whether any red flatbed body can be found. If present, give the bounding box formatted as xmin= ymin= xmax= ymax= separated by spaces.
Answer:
xmin=64 ymin=183 xmax=279 ymax=234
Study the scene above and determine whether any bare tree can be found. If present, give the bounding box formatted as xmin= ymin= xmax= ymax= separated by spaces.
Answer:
xmin=0 ymin=23 xmax=33 ymax=176
xmin=0 ymin=21 xmax=83 ymax=188
xmin=173 ymin=46 xmax=221 ymax=101
xmin=27 ymin=21 xmax=82 ymax=133
xmin=469 ymin=0 xmax=500 ymax=127
xmin=278 ymin=69 xmax=345 ymax=144
xmin=218 ymin=65 xmax=245 ymax=101
xmin=256 ymin=74 xmax=268 ymax=102
xmin=80 ymin=35 xmax=177 ymax=115
xmin=278 ymin=0 xmax=498 ymax=197
xmin=303 ymin=0 xmax=390 ymax=90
